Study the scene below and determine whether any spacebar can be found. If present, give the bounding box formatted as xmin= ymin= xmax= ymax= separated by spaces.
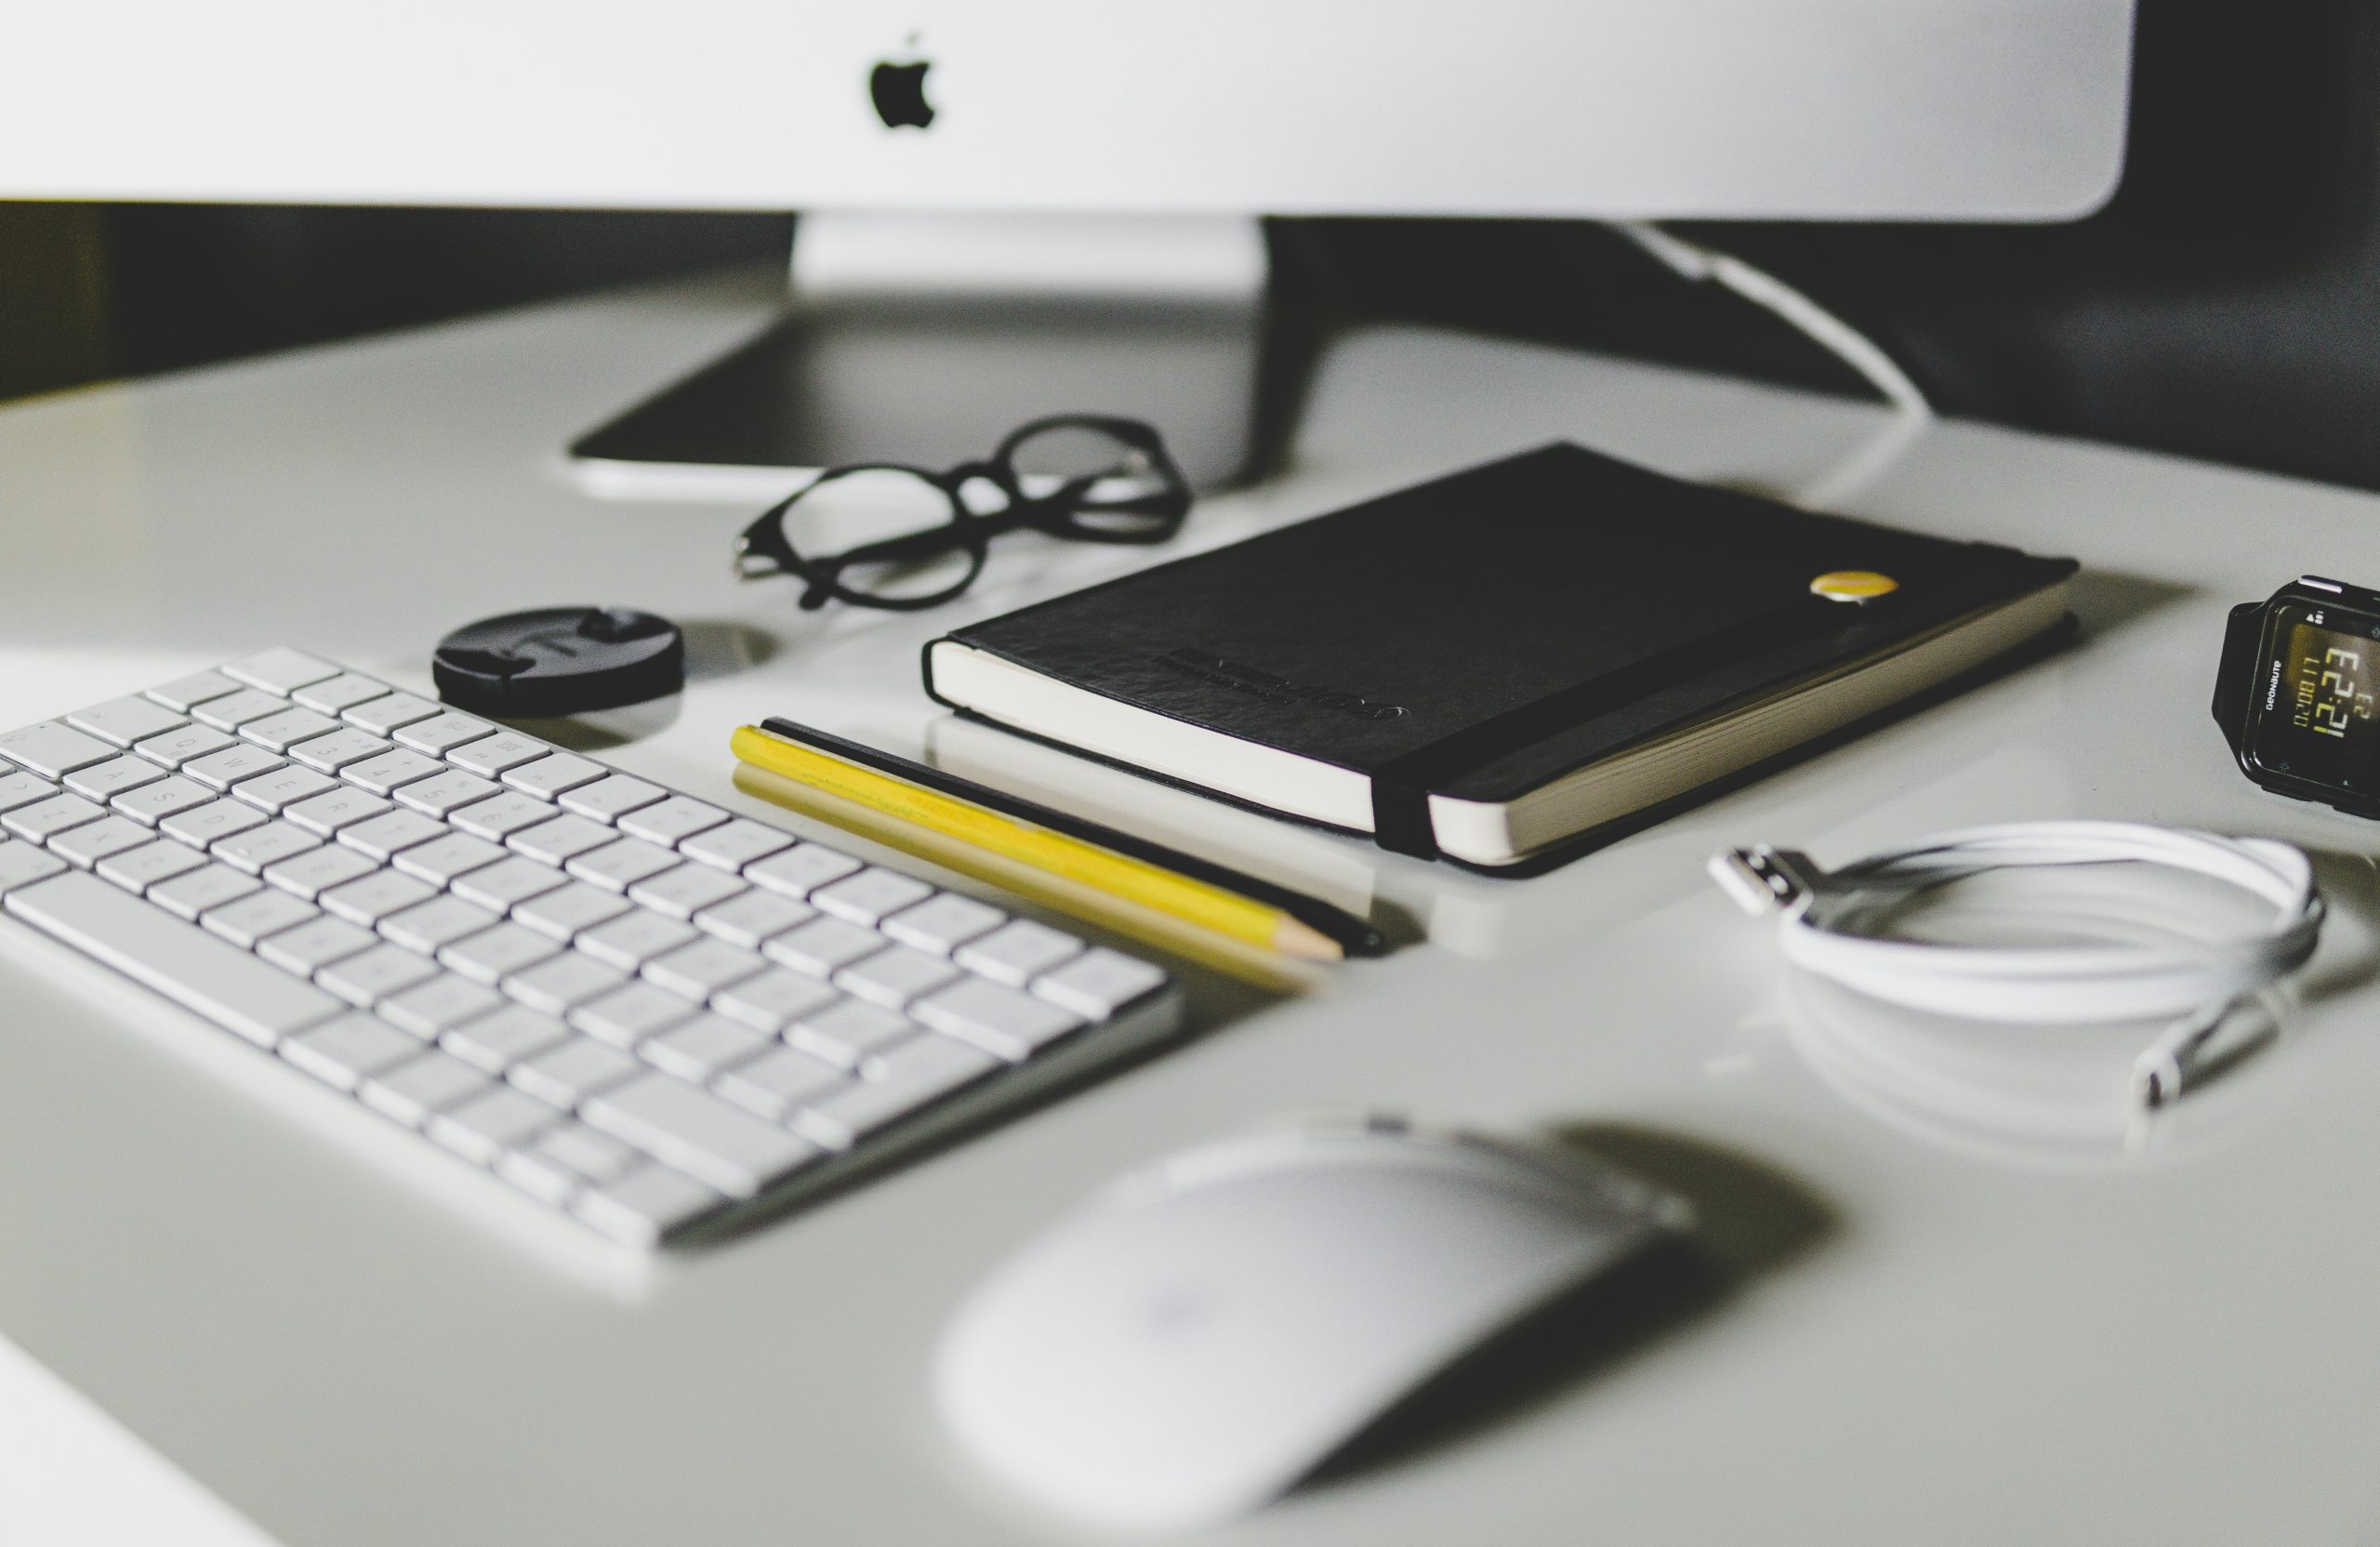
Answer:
xmin=6 ymin=872 xmax=344 ymax=1049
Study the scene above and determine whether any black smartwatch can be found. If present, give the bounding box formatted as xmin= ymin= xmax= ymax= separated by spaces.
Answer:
xmin=2215 ymin=575 xmax=2380 ymax=814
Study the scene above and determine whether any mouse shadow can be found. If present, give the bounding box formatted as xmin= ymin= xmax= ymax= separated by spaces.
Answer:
xmin=1295 ymin=1124 xmax=1836 ymax=1501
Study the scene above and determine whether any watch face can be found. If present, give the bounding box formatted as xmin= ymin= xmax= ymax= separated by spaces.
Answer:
xmin=2248 ymin=602 xmax=2380 ymax=788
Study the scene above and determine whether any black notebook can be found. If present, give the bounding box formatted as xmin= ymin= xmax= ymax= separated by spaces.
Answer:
xmin=922 ymin=443 xmax=2077 ymax=870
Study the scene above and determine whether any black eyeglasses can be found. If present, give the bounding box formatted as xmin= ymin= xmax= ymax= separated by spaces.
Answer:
xmin=734 ymin=415 xmax=1193 ymax=611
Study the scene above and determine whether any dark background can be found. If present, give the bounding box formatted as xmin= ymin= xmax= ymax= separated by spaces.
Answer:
xmin=7 ymin=2 xmax=2378 ymax=489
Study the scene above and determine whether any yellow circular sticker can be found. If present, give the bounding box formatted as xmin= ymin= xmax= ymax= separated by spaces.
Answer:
xmin=1810 ymin=570 xmax=1898 ymax=602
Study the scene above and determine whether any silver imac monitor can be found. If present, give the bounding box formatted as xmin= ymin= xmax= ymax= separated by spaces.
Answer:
xmin=2 ymin=1 xmax=2135 ymax=490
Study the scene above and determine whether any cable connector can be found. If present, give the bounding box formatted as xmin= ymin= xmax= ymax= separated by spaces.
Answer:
xmin=1709 ymin=845 xmax=1821 ymax=919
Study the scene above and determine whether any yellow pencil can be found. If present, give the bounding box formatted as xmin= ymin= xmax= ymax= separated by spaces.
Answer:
xmin=729 ymin=724 xmax=1346 ymax=961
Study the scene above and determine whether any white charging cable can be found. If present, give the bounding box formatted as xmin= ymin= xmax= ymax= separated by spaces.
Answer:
xmin=1711 ymin=822 xmax=2326 ymax=1111
xmin=1606 ymin=220 xmax=1934 ymax=419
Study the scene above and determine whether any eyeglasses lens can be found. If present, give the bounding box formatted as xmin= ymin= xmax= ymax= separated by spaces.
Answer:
xmin=781 ymin=468 xmax=972 ymax=604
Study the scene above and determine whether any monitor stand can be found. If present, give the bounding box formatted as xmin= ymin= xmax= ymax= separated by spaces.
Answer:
xmin=566 ymin=213 xmax=1271 ymax=500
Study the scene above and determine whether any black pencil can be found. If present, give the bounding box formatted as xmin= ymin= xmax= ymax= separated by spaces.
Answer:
xmin=755 ymin=716 xmax=1387 ymax=958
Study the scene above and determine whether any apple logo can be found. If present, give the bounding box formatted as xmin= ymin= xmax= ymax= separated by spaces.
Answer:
xmin=869 ymin=40 xmax=934 ymax=130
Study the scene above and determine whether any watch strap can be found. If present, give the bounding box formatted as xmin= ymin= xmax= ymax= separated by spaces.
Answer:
xmin=2212 ymin=601 xmax=2265 ymax=749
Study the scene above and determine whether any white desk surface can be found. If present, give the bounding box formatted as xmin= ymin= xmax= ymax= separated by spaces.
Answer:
xmin=6 ymin=270 xmax=2380 ymax=1546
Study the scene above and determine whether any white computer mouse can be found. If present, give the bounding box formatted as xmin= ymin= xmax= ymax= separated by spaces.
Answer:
xmin=932 ymin=1117 xmax=1692 ymax=1532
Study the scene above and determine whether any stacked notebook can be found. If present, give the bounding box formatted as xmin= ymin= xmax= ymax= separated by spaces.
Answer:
xmin=924 ymin=443 xmax=2076 ymax=870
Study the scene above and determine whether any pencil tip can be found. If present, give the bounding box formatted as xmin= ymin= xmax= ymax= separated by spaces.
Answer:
xmin=1274 ymin=918 xmax=1345 ymax=961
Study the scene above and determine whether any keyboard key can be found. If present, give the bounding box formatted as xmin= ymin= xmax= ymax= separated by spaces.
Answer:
xmin=501 ymin=951 xmax=628 ymax=1015
xmin=641 ymin=936 xmax=767 ymax=999
xmin=761 ymin=915 xmax=885 ymax=977
xmin=558 ymin=774 xmax=667 ymax=822
xmin=64 ymin=755 xmax=168 ymax=801
xmin=288 ymin=727 xmax=395 ymax=773
xmin=144 ymin=670 xmax=245 ymax=712
xmin=509 ymin=813 xmax=619 ymax=866
xmin=318 ymin=943 xmax=443 ymax=1008
xmin=500 ymin=1121 xmax=638 ymax=1205
xmin=337 ymin=808 xmax=449 ymax=862
xmin=133 ymin=723 xmax=236 ymax=769
xmin=292 ymin=673 xmax=391 ymax=714
xmin=572 ymin=1162 xmax=723 ymax=1248
xmin=54 ymin=815 xmax=162 ymax=874
xmin=441 ymin=1003 xmax=570 ymax=1074
xmin=192 ymin=689 xmax=292 ymax=732
xmin=285 ymin=787 xmax=393 ymax=836
xmin=501 ymin=752 xmax=606 ymax=799
xmin=282 ymin=1012 xmax=420 ymax=1089
xmin=427 ymin=1086 xmax=558 ymax=1166
xmin=239 ymin=707 xmax=341 ymax=752
xmin=360 ymin=1051 xmax=493 ymax=1128
xmin=583 ymin=1072 xmax=821 ymax=1198
xmin=223 ymin=648 xmax=340 ymax=694
xmin=392 ymin=712 xmax=496 ymax=756
xmin=680 ymin=817 xmax=794 ymax=872
xmin=832 ymin=944 xmax=961 ymax=1009
xmin=787 ymin=998 xmax=919 ymax=1069
xmin=4 ymin=871 xmax=343 ymax=1048
xmin=339 ymin=747 xmax=447 ymax=796
xmin=0 ymin=772 xmax=59 ymax=814
xmin=179 ymin=743 xmax=285 ymax=791
xmin=510 ymin=880 xmax=631 ymax=940
xmin=211 ymin=819 xmax=323 ymax=874
xmin=449 ymin=855 xmax=571 ymax=912
xmin=4 ymin=792 xmax=106 ymax=841
xmin=746 ymin=842 xmax=863 ymax=899
xmin=95 ymin=838 xmax=210 ymax=892
xmin=616 ymin=796 xmax=729 ymax=847
xmin=569 ymin=980 xmax=701 ymax=1047
xmin=811 ymin=867 xmax=935 ymax=927
xmin=378 ymin=895 xmax=502 ymax=954
xmin=390 ymin=761 xmax=502 ymax=813
xmin=639 ymin=1014 xmax=770 ymax=1083
xmin=792 ymin=1035 xmax=998 ymax=1151
xmin=576 ymin=909 xmax=697 ymax=970
xmin=445 ymin=732 xmax=549 ymax=778
xmin=955 ymin=918 xmax=1085 ymax=986
xmin=159 ymin=798 xmax=271 ymax=848
xmin=262 ymin=844 xmax=377 ymax=901
xmin=199 ymin=888 xmax=320 ymax=948
xmin=319 ymin=869 xmax=438 ymax=926
xmin=391 ymin=831 xmax=508 ymax=886
xmin=448 ymin=790 xmax=553 ymax=841
xmin=567 ymin=839 xmax=682 ymax=892
xmin=0 ymin=721 xmax=118 ymax=779
xmin=1031 ymin=947 xmax=1171 ymax=1020
xmin=711 ymin=966 xmax=840 ymax=1034
xmin=509 ymin=1036 xmax=641 ymax=1108
xmin=692 ymin=889 xmax=814 ymax=948
xmin=257 ymin=914 xmax=379 ymax=974
xmin=67 ymin=696 xmax=187 ymax=747
xmin=715 ymin=1044 xmax=849 ymax=1121
xmin=0 ymin=840 xmax=70 ymax=893
xmin=381 ymin=972 xmax=507 ymax=1039
xmin=111 ymin=775 xmax=216 ymax=827
xmin=913 ymin=977 xmax=1085 ymax=1062
xmin=148 ymin=862 xmax=261 ymax=920
xmin=628 ymin=863 xmax=746 ymax=920
xmin=439 ymin=921 xmax=560 ymax=984
xmin=880 ymin=892 xmax=1006 ymax=956
xmin=342 ymin=692 xmax=443 ymax=735
xmin=227 ymin=763 xmax=338 ymax=813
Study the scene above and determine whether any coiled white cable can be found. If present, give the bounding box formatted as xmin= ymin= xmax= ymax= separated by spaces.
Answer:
xmin=1711 ymin=822 xmax=2325 ymax=1111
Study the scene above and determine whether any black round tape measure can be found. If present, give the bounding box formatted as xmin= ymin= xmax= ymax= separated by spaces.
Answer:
xmin=432 ymin=607 xmax=684 ymax=718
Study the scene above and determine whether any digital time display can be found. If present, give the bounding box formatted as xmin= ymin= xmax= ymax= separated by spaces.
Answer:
xmin=2254 ymin=611 xmax=2380 ymax=783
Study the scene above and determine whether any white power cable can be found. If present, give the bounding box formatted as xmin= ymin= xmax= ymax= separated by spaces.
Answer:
xmin=1608 ymin=220 xmax=1934 ymax=419
xmin=1711 ymin=822 xmax=2326 ymax=1111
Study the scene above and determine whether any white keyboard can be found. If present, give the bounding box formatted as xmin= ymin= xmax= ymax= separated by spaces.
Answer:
xmin=0 ymin=649 xmax=1180 ymax=1248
